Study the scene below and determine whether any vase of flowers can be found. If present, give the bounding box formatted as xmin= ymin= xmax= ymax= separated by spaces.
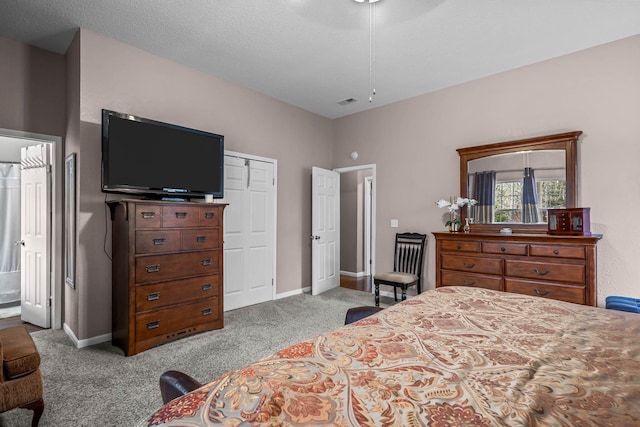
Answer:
xmin=436 ymin=197 xmax=477 ymax=232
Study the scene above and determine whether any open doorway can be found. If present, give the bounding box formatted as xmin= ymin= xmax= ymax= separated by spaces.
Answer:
xmin=335 ymin=165 xmax=375 ymax=293
xmin=0 ymin=130 xmax=62 ymax=330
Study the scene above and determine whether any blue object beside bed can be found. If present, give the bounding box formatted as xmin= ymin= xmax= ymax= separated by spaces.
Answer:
xmin=606 ymin=295 xmax=640 ymax=313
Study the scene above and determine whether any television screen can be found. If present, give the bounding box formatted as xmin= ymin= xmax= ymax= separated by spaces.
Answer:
xmin=101 ymin=109 xmax=224 ymax=199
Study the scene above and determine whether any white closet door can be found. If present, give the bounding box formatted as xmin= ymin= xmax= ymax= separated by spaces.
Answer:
xmin=222 ymin=154 xmax=275 ymax=311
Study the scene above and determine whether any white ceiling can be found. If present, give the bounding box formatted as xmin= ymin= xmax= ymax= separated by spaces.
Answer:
xmin=1 ymin=0 xmax=639 ymax=119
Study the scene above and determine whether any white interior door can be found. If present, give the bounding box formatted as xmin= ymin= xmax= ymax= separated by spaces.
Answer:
xmin=311 ymin=167 xmax=340 ymax=295
xmin=222 ymin=154 xmax=275 ymax=311
xmin=364 ymin=176 xmax=373 ymax=276
xmin=20 ymin=144 xmax=51 ymax=328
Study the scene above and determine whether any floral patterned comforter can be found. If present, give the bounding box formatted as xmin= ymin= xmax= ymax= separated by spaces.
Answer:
xmin=142 ymin=287 xmax=640 ymax=426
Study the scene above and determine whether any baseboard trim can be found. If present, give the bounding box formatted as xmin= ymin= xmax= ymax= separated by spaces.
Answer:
xmin=64 ymin=323 xmax=112 ymax=349
xmin=276 ymin=286 xmax=311 ymax=299
xmin=339 ymin=270 xmax=366 ymax=278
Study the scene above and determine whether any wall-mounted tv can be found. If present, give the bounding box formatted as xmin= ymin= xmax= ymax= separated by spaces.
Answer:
xmin=101 ymin=109 xmax=224 ymax=199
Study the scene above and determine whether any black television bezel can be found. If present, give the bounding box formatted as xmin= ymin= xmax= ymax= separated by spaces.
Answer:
xmin=101 ymin=109 xmax=224 ymax=199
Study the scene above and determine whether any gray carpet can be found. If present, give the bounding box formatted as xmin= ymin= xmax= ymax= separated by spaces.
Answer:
xmin=0 ymin=287 xmax=394 ymax=427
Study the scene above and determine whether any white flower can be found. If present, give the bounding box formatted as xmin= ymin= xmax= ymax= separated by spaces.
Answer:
xmin=435 ymin=199 xmax=451 ymax=209
xmin=448 ymin=203 xmax=459 ymax=212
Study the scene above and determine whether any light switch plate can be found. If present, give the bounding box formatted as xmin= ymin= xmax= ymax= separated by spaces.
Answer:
xmin=390 ymin=219 xmax=399 ymax=228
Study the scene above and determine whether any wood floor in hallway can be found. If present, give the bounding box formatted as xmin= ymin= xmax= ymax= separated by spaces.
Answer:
xmin=339 ymin=275 xmax=371 ymax=293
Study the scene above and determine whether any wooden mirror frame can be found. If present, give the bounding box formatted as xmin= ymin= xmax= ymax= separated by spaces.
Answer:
xmin=457 ymin=131 xmax=582 ymax=234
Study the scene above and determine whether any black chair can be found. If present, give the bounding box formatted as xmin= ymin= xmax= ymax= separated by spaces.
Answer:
xmin=373 ymin=232 xmax=427 ymax=307
xmin=344 ymin=306 xmax=384 ymax=325
xmin=159 ymin=370 xmax=203 ymax=404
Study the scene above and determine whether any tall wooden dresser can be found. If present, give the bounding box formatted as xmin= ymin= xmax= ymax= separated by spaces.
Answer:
xmin=108 ymin=199 xmax=226 ymax=356
xmin=433 ymin=232 xmax=601 ymax=306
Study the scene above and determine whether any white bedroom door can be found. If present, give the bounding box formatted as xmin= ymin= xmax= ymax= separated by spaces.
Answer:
xmin=20 ymin=144 xmax=51 ymax=328
xmin=311 ymin=167 xmax=340 ymax=295
xmin=222 ymin=153 xmax=276 ymax=311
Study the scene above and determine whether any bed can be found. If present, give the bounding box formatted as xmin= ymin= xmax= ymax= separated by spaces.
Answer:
xmin=141 ymin=286 xmax=640 ymax=426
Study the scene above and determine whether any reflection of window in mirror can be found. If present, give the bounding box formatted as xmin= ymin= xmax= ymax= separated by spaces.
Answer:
xmin=493 ymin=179 xmax=566 ymax=223
xmin=467 ymin=150 xmax=566 ymax=224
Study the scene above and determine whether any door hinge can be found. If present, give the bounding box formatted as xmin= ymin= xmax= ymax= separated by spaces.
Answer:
xmin=48 ymin=296 xmax=52 ymax=307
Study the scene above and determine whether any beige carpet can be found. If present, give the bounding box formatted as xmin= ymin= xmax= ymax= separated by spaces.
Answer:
xmin=0 ymin=287 xmax=395 ymax=427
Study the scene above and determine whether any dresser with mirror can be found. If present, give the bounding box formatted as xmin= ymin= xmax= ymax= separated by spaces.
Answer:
xmin=433 ymin=131 xmax=602 ymax=306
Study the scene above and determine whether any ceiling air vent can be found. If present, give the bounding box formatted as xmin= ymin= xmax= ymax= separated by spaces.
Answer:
xmin=337 ymin=98 xmax=357 ymax=106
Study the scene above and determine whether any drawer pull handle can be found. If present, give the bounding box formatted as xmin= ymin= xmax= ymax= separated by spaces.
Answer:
xmin=533 ymin=268 xmax=550 ymax=276
xmin=553 ymin=250 xmax=560 ymax=255
xmin=201 ymin=259 xmax=212 ymax=266
xmin=202 ymin=283 xmax=212 ymax=291
xmin=196 ymin=236 xmax=207 ymax=243
xmin=146 ymin=292 xmax=160 ymax=301
xmin=153 ymin=238 xmax=166 ymax=245
xmin=534 ymin=288 xmax=551 ymax=297
xmin=202 ymin=308 xmax=212 ymax=316
xmin=147 ymin=321 xmax=160 ymax=330
xmin=500 ymin=247 xmax=506 ymax=252
xmin=463 ymin=262 xmax=476 ymax=269
xmin=204 ymin=212 xmax=215 ymax=219
xmin=463 ymin=280 xmax=476 ymax=287
xmin=146 ymin=264 xmax=160 ymax=273
xmin=456 ymin=245 xmax=462 ymax=250
xmin=141 ymin=211 xmax=156 ymax=219
xmin=175 ymin=212 xmax=188 ymax=219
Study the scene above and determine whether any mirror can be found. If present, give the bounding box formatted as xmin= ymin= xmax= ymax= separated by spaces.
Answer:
xmin=458 ymin=131 xmax=581 ymax=233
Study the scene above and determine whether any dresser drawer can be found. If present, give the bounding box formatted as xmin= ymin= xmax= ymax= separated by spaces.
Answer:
xmin=162 ymin=205 xmax=200 ymax=228
xmin=441 ymin=271 xmax=502 ymax=291
xmin=135 ymin=250 xmax=219 ymax=284
xmin=505 ymin=279 xmax=586 ymax=305
xmin=440 ymin=241 xmax=480 ymax=253
xmin=199 ymin=206 xmax=221 ymax=227
xmin=441 ymin=255 xmax=502 ymax=275
xmin=505 ymin=260 xmax=584 ymax=284
xmin=135 ymin=299 xmax=220 ymax=342
xmin=482 ymin=242 xmax=527 ymax=256
xmin=529 ymin=244 xmax=585 ymax=259
xmin=135 ymin=205 xmax=162 ymax=228
xmin=135 ymin=230 xmax=181 ymax=254
xmin=182 ymin=229 xmax=220 ymax=251
xmin=135 ymin=275 xmax=220 ymax=312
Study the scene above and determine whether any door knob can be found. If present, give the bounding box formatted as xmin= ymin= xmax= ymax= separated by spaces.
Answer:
xmin=15 ymin=240 xmax=25 ymax=246
xmin=310 ymin=235 xmax=320 ymax=240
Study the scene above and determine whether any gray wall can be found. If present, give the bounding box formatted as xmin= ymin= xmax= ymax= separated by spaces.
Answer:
xmin=0 ymin=37 xmax=66 ymax=137
xmin=333 ymin=34 xmax=640 ymax=306
xmin=69 ymin=29 xmax=333 ymax=340
xmin=3 ymin=31 xmax=640 ymax=342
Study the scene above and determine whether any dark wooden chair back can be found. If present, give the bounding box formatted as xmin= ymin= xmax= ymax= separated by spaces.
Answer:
xmin=394 ymin=232 xmax=427 ymax=283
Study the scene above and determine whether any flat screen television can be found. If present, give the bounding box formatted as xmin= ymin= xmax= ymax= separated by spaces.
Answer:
xmin=101 ymin=109 xmax=224 ymax=199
